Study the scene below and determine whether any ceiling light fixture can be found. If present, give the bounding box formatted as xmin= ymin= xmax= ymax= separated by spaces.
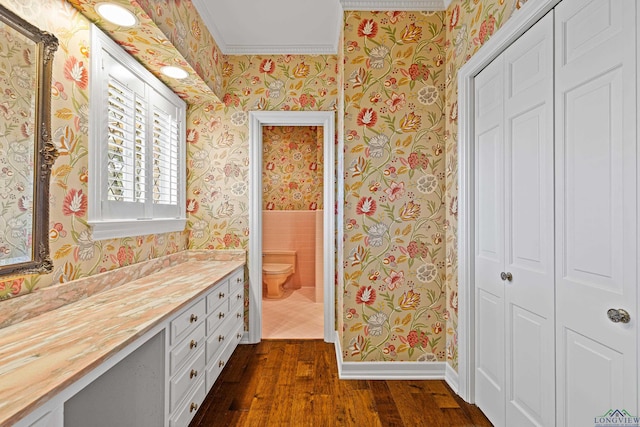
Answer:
xmin=95 ymin=3 xmax=138 ymax=27
xmin=160 ymin=65 xmax=189 ymax=80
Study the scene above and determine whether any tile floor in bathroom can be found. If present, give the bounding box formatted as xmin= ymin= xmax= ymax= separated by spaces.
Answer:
xmin=262 ymin=287 xmax=324 ymax=339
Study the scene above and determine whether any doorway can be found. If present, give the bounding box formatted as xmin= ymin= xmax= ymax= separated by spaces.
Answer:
xmin=247 ymin=111 xmax=335 ymax=344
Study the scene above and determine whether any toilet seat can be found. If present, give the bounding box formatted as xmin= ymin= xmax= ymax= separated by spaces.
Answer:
xmin=262 ymin=263 xmax=293 ymax=275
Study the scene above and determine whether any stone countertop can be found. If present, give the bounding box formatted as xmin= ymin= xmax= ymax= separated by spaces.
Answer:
xmin=0 ymin=257 xmax=244 ymax=426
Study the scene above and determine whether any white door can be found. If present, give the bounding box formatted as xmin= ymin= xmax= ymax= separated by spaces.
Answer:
xmin=475 ymin=12 xmax=555 ymax=427
xmin=503 ymin=11 xmax=555 ymax=427
xmin=555 ymin=0 xmax=638 ymax=426
xmin=475 ymin=50 xmax=506 ymax=427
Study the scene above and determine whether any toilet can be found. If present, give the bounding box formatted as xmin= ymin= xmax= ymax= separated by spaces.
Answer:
xmin=262 ymin=250 xmax=296 ymax=299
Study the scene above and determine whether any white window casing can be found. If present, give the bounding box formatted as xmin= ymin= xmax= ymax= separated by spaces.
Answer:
xmin=89 ymin=25 xmax=186 ymax=240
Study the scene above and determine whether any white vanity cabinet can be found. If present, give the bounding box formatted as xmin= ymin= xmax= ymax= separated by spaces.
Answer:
xmin=168 ymin=267 xmax=245 ymax=426
xmin=205 ymin=268 xmax=245 ymax=390
xmin=168 ymin=299 xmax=207 ymax=426
xmin=9 ymin=263 xmax=245 ymax=427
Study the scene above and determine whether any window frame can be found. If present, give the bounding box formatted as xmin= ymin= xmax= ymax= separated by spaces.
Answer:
xmin=89 ymin=25 xmax=186 ymax=240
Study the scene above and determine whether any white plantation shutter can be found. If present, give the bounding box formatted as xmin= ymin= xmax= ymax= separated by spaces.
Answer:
xmin=106 ymin=77 xmax=147 ymax=204
xmin=134 ymin=95 xmax=147 ymax=201
xmin=152 ymin=108 xmax=178 ymax=204
xmin=90 ymin=25 xmax=186 ymax=240
xmin=150 ymin=91 xmax=182 ymax=218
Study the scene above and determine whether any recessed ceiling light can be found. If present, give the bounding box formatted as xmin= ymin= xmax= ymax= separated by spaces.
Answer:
xmin=95 ymin=3 xmax=138 ymax=27
xmin=160 ymin=65 xmax=189 ymax=80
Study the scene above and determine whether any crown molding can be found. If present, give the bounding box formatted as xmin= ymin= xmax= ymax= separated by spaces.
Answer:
xmin=340 ymin=0 xmax=451 ymax=10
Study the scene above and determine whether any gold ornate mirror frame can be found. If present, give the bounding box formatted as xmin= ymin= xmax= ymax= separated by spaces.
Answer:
xmin=0 ymin=4 xmax=58 ymax=277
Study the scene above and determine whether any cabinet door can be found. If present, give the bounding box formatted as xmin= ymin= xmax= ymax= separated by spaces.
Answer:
xmin=555 ymin=0 xmax=638 ymax=425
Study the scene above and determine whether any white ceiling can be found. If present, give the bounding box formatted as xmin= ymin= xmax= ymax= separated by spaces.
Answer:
xmin=191 ymin=0 xmax=452 ymax=55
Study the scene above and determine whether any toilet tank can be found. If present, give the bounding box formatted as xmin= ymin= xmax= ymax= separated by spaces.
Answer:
xmin=262 ymin=250 xmax=296 ymax=273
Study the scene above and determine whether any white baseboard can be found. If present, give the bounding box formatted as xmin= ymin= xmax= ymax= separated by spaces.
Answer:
xmin=334 ymin=332 xmax=447 ymax=380
xmin=445 ymin=363 xmax=459 ymax=393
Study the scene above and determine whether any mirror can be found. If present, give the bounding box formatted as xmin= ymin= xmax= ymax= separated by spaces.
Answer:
xmin=0 ymin=5 xmax=58 ymax=277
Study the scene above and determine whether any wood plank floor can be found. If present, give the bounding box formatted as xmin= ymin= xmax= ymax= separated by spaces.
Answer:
xmin=190 ymin=340 xmax=493 ymax=427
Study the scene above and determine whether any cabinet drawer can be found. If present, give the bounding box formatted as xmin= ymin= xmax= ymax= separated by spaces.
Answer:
xmin=205 ymin=315 xmax=236 ymax=364
xmin=170 ymin=348 xmax=206 ymax=411
xmin=206 ymin=280 xmax=229 ymax=314
xmin=229 ymin=281 xmax=244 ymax=310
xmin=169 ymin=377 xmax=206 ymax=427
xmin=170 ymin=322 xmax=205 ymax=375
xmin=230 ymin=321 xmax=244 ymax=347
xmin=170 ymin=298 xmax=206 ymax=345
xmin=206 ymin=323 xmax=242 ymax=390
xmin=206 ymin=303 xmax=230 ymax=335
xmin=229 ymin=303 xmax=244 ymax=331
xmin=228 ymin=269 xmax=244 ymax=292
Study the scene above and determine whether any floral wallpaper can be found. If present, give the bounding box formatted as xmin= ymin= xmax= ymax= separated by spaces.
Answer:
xmin=186 ymin=54 xmax=338 ymax=250
xmin=342 ymin=11 xmax=447 ymax=362
xmin=67 ymin=0 xmax=221 ymax=105
xmin=0 ymin=0 xmax=187 ymax=301
xmin=262 ymin=125 xmax=324 ymax=211
xmin=444 ymin=0 xmax=527 ymax=369
xmin=134 ymin=0 xmax=225 ymax=100
xmin=0 ymin=0 xmax=533 ymax=374
xmin=0 ymin=22 xmax=36 ymax=266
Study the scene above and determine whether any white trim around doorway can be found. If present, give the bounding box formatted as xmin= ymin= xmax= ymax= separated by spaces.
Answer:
xmin=247 ymin=111 xmax=336 ymax=344
xmin=456 ymin=0 xmax=561 ymax=403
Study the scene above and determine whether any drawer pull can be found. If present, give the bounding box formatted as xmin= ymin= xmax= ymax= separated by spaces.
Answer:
xmin=236 ymin=313 xmax=242 ymax=319
xmin=190 ymin=339 xmax=198 ymax=349
xmin=237 ymin=333 xmax=243 ymax=339
xmin=190 ymin=314 xmax=198 ymax=323
xmin=219 ymin=292 xmax=225 ymax=298
xmin=218 ymin=360 xmax=225 ymax=368
xmin=190 ymin=402 xmax=198 ymax=413
xmin=237 ymin=277 xmax=242 ymax=283
xmin=218 ymin=312 xmax=225 ymax=319
xmin=218 ymin=335 xmax=225 ymax=342
xmin=237 ymin=294 xmax=242 ymax=300
xmin=190 ymin=369 xmax=198 ymax=379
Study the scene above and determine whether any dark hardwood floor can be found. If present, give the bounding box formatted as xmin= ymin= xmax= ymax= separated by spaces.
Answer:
xmin=190 ymin=340 xmax=493 ymax=427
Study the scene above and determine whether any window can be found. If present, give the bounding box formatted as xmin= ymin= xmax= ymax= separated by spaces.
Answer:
xmin=89 ymin=25 xmax=186 ymax=240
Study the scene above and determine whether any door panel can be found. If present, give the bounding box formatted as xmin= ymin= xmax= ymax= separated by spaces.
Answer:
xmin=564 ymin=329 xmax=624 ymax=427
xmin=476 ymin=288 xmax=504 ymax=425
xmin=560 ymin=0 xmax=622 ymax=67
xmin=555 ymin=1 xmax=638 ymax=426
xmin=475 ymin=54 xmax=505 ymax=427
xmin=508 ymin=32 xmax=548 ymax=98
xmin=511 ymin=305 xmax=546 ymax=426
xmin=504 ymin=12 xmax=555 ymax=427
xmin=477 ymin=126 xmax=501 ymax=263
xmin=510 ymin=108 xmax=543 ymax=271
xmin=563 ymin=72 xmax=621 ymax=290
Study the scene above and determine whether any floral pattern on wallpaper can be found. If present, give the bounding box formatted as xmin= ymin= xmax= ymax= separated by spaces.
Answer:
xmin=262 ymin=125 xmax=324 ymax=211
xmin=134 ymin=0 xmax=225 ymax=100
xmin=67 ymin=0 xmax=221 ymax=105
xmin=186 ymin=54 xmax=338 ymax=250
xmin=342 ymin=11 xmax=447 ymax=362
xmin=0 ymin=0 xmax=187 ymax=301
xmin=0 ymin=22 xmax=36 ymax=266
xmin=444 ymin=0 xmax=527 ymax=369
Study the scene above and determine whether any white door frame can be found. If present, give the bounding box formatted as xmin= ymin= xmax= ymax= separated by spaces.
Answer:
xmin=457 ymin=0 xmax=561 ymax=403
xmin=247 ymin=111 xmax=336 ymax=344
